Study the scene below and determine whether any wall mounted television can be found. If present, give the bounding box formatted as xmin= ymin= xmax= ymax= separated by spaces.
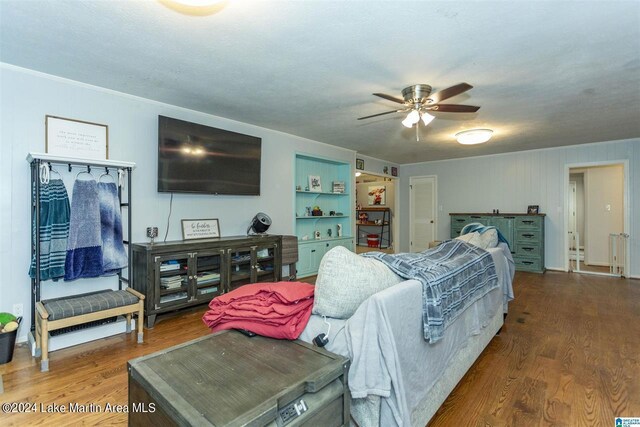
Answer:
xmin=158 ymin=115 xmax=262 ymax=195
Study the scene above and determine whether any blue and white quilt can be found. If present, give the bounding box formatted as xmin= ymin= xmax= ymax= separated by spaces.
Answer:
xmin=363 ymin=239 xmax=499 ymax=343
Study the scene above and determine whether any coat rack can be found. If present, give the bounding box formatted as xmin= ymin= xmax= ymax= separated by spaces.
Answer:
xmin=26 ymin=152 xmax=136 ymax=334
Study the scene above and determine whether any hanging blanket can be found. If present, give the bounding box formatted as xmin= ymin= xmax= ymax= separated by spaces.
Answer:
xmin=202 ymin=282 xmax=315 ymax=339
xmin=98 ymin=181 xmax=128 ymax=274
xmin=29 ymin=179 xmax=70 ymax=281
xmin=65 ymin=179 xmax=103 ymax=280
xmin=363 ymin=239 xmax=498 ymax=343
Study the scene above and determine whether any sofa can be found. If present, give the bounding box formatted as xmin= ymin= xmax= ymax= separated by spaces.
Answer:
xmin=299 ymin=241 xmax=514 ymax=426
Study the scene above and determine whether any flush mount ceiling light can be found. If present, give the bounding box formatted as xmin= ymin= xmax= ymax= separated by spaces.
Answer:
xmin=159 ymin=0 xmax=228 ymax=16
xmin=455 ymin=129 xmax=493 ymax=145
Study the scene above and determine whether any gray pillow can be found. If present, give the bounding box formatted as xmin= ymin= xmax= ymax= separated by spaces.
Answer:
xmin=312 ymin=246 xmax=403 ymax=319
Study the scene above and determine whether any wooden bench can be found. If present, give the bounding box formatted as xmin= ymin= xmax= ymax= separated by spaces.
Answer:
xmin=35 ymin=288 xmax=144 ymax=372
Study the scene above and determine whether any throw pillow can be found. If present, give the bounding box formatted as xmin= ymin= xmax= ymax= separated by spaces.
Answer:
xmin=455 ymin=229 xmax=498 ymax=249
xmin=312 ymin=246 xmax=403 ymax=319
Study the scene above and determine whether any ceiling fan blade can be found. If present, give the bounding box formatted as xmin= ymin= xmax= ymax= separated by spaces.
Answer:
xmin=373 ymin=93 xmax=406 ymax=104
xmin=427 ymin=104 xmax=480 ymax=113
xmin=425 ymin=83 xmax=473 ymax=104
xmin=357 ymin=110 xmax=403 ymax=120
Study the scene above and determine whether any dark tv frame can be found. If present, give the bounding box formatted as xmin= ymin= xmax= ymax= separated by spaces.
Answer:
xmin=157 ymin=116 xmax=262 ymax=196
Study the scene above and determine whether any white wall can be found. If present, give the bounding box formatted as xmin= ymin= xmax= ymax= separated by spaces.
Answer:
xmin=0 ymin=64 xmax=355 ymax=341
xmin=398 ymin=139 xmax=639 ymax=277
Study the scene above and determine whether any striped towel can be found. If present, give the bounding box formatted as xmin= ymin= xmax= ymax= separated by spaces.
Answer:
xmin=29 ymin=179 xmax=70 ymax=281
xmin=64 ymin=179 xmax=104 ymax=280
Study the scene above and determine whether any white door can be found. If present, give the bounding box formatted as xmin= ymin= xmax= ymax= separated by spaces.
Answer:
xmin=410 ymin=176 xmax=436 ymax=252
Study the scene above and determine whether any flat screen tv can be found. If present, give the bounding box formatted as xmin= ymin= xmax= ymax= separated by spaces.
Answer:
xmin=158 ymin=116 xmax=261 ymax=195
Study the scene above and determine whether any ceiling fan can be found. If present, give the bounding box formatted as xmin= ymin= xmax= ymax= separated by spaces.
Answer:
xmin=358 ymin=83 xmax=480 ymax=140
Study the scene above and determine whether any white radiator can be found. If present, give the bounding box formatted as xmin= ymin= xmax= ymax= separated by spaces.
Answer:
xmin=609 ymin=233 xmax=630 ymax=277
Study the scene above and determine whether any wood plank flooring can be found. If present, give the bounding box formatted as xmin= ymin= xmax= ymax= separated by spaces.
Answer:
xmin=0 ymin=272 xmax=638 ymax=426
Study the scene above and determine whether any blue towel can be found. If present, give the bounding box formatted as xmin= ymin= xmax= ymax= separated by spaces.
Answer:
xmin=460 ymin=222 xmax=511 ymax=249
xmin=65 ymin=179 xmax=104 ymax=280
xmin=29 ymin=179 xmax=70 ymax=281
xmin=98 ymin=181 xmax=128 ymax=274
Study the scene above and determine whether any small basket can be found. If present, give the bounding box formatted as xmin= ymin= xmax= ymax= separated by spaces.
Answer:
xmin=0 ymin=316 xmax=21 ymax=365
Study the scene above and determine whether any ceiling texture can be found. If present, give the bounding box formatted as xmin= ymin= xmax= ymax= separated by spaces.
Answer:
xmin=1 ymin=1 xmax=639 ymax=164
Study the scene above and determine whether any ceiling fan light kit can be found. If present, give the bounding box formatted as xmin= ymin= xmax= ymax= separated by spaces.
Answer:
xmin=455 ymin=129 xmax=493 ymax=145
xmin=358 ymin=82 xmax=481 ymax=141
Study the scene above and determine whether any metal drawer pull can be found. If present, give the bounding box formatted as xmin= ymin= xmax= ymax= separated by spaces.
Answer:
xmin=522 ymin=261 xmax=534 ymax=265
xmin=522 ymin=220 xmax=534 ymax=224
xmin=523 ymin=247 xmax=534 ymax=251
xmin=455 ymin=219 xmax=465 ymax=222
xmin=504 ymin=216 xmax=516 ymax=219
xmin=471 ymin=215 xmax=482 ymax=218
xmin=522 ymin=233 xmax=535 ymax=238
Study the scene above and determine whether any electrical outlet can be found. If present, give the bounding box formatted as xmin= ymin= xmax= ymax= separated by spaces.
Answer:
xmin=13 ymin=304 xmax=23 ymax=317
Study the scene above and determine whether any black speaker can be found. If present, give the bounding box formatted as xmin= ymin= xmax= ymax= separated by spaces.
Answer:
xmin=246 ymin=212 xmax=272 ymax=235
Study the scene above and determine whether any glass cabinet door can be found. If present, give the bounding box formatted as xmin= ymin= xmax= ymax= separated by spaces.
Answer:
xmin=252 ymin=243 xmax=279 ymax=283
xmin=190 ymin=249 xmax=225 ymax=302
xmin=228 ymin=246 xmax=254 ymax=292
xmin=154 ymin=253 xmax=190 ymax=310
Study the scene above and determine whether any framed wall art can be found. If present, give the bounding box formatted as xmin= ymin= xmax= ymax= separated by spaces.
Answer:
xmin=46 ymin=115 xmax=109 ymax=160
xmin=181 ymin=219 xmax=220 ymax=240
xmin=308 ymin=175 xmax=322 ymax=192
xmin=368 ymin=185 xmax=386 ymax=206
xmin=355 ymin=158 xmax=364 ymax=170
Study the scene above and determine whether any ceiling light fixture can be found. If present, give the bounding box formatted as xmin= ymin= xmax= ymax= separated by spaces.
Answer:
xmin=455 ymin=129 xmax=493 ymax=145
xmin=169 ymin=0 xmax=223 ymax=5
xmin=355 ymin=172 xmax=362 ymax=177
xmin=160 ymin=0 xmax=228 ymax=16
xmin=401 ymin=110 xmax=437 ymax=141
xmin=401 ymin=110 xmax=421 ymax=128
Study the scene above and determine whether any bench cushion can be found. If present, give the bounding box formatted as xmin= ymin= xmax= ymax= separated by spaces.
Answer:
xmin=42 ymin=289 xmax=139 ymax=321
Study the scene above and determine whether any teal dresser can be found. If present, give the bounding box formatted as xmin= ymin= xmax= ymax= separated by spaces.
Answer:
xmin=450 ymin=213 xmax=546 ymax=273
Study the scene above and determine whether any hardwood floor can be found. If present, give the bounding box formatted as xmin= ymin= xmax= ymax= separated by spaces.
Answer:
xmin=428 ymin=271 xmax=640 ymax=426
xmin=1 ymin=272 xmax=638 ymax=426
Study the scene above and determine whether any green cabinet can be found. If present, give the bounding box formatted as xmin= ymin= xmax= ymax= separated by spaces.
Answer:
xmin=297 ymin=238 xmax=353 ymax=278
xmin=295 ymin=154 xmax=354 ymax=277
xmin=450 ymin=213 xmax=545 ymax=273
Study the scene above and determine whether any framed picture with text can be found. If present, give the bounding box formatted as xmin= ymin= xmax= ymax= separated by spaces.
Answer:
xmin=46 ymin=115 xmax=108 ymax=160
xmin=355 ymin=158 xmax=364 ymax=170
xmin=181 ymin=219 xmax=220 ymax=240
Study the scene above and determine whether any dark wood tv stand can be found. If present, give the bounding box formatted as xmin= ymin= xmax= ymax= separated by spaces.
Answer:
xmin=132 ymin=235 xmax=282 ymax=328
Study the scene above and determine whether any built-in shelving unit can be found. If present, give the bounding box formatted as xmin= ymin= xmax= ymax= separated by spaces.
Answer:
xmin=294 ymin=154 xmax=353 ymax=277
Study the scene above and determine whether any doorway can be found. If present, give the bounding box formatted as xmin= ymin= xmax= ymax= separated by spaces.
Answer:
xmin=565 ymin=162 xmax=628 ymax=277
xmin=355 ymin=172 xmax=397 ymax=254
xmin=409 ymin=175 xmax=437 ymax=253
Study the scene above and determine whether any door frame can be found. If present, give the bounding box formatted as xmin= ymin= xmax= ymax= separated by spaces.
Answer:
xmin=354 ymin=172 xmax=399 ymax=251
xmin=563 ymin=160 xmax=629 ymax=274
xmin=409 ymin=175 xmax=437 ymax=252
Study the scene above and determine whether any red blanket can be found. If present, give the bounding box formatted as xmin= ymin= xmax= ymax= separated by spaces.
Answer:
xmin=202 ymin=281 xmax=315 ymax=339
